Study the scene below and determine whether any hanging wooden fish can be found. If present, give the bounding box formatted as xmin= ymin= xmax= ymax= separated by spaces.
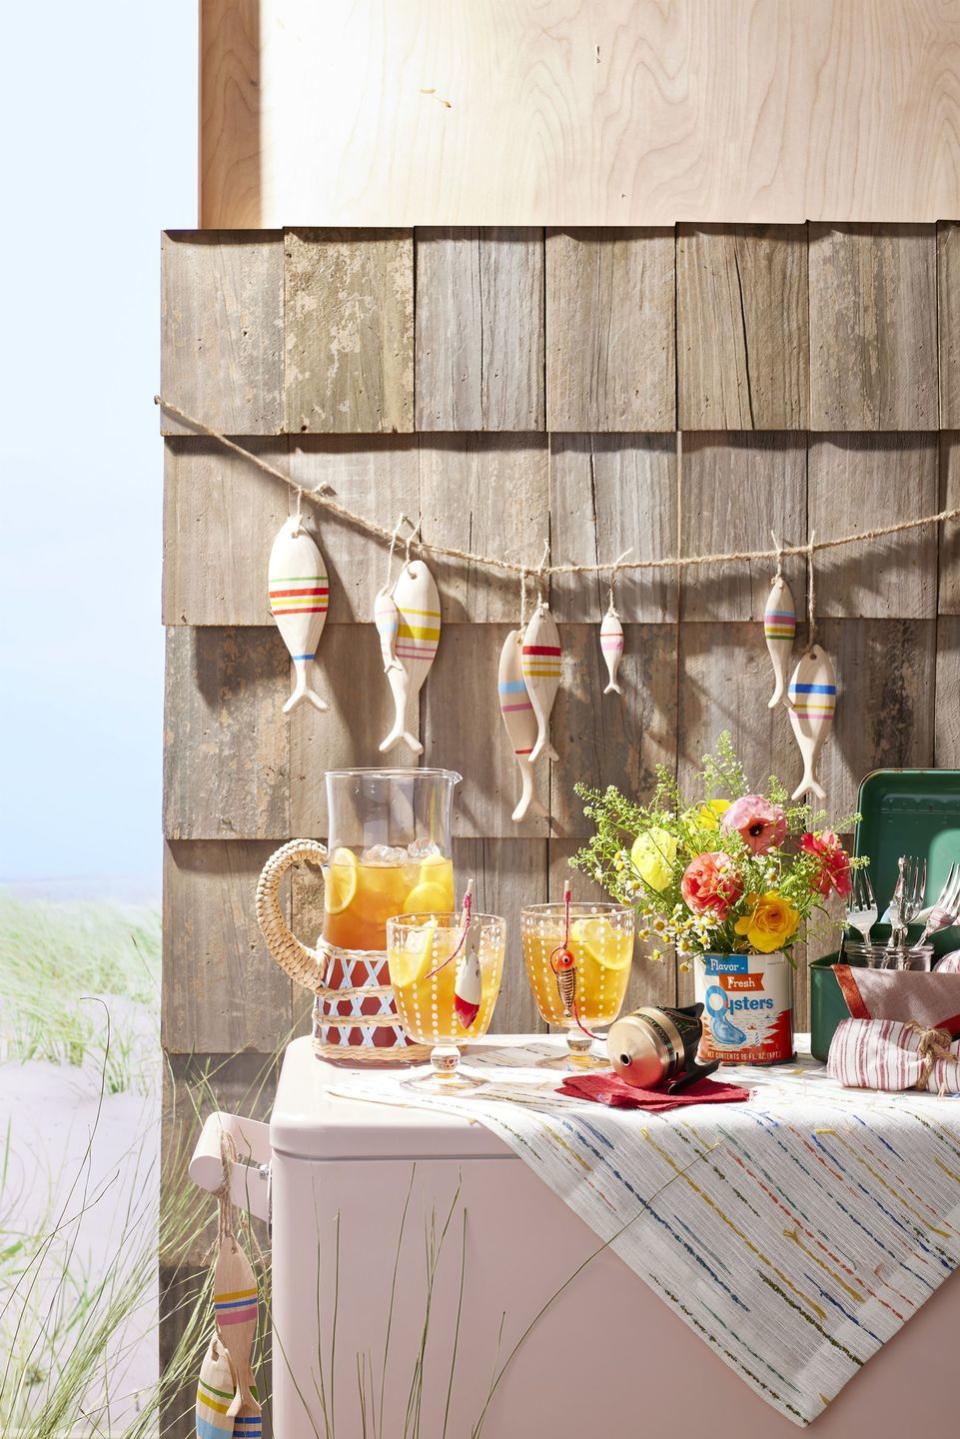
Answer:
xmin=454 ymin=919 xmax=482 ymax=1029
xmin=764 ymin=575 xmax=796 ymax=709
xmin=373 ymin=585 xmax=403 ymax=672
xmin=600 ymin=603 xmax=625 ymax=696
xmin=787 ymin=644 xmax=837 ymax=801
xmin=497 ymin=629 xmax=546 ymax=823
xmin=213 ymin=1229 xmax=261 ymax=1429
xmin=522 ymin=602 xmax=561 ymax=763
xmin=195 ymin=1334 xmax=238 ymax=1439
xmin=268 ymin=515 xmax=329 ymax=714
xmin=379 ymin=559 xmax=441 ymax=756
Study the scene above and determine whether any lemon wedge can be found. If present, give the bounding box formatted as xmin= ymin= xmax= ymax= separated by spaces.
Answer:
xmin=402 ymin=879 xmax=451 ymax=915
xmin=571 ymin=917 xmax=632 ymax=971
xmin=324 ymin=848 xmax=359 ymax=915
xmin=389 ymin=919 xmax=438 ymax=988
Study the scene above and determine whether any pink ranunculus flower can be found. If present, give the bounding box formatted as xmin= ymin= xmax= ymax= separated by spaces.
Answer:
xmin=720 ymin=795 xmax=788 ymax=856
xmin=681 ymin=851 xmax=744 ymax=919
xmin=800 ymin=829 xmax=852 ymax=898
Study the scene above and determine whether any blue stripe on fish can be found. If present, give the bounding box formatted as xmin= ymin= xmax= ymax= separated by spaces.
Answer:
xmin=790 ymin=683 xmax=836 ymax=695
xmin=291 ymin=653 xmax=315 ymax=661
xmin=498 ymin=680 xmax=528 ymax=693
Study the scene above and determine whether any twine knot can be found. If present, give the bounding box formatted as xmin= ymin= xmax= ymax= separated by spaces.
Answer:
xmin=905 ymin=1023 xmax=956 ymax=1096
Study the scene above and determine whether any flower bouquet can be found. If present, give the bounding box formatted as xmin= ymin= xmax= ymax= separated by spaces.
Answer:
xmin=572 ymin=734 xmax=858 ymax=1063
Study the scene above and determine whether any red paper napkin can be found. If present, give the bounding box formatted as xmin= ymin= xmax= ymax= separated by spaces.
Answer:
xmin=557 ymin=1071 xmax=750 ymax=1111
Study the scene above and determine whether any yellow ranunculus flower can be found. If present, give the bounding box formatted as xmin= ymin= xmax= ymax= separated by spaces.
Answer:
xmin=734 ymin=890 xmax=800 ymax=953
xmin=698 ymin=799 xmax=731 ymax=830
xmin=630 ymin=827 xmax=678 ymax=893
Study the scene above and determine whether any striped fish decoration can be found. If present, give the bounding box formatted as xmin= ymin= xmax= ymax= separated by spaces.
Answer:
xmin=379 ymin=560 xmax=441 ymax=756
xmin=764 ymin=575 xmax=796 ymax=709
xmin=268 ymin=515 xmax=329 ymax=714
xmin=521 ymin=603 xmax=561 ymax=763
xmin=600 ymin=604 xmax=624 ymax=696
xmin=373 ymin=585 xmax=403 ymax=672
xmin=787 ymin=644 xmax=837 ymax=801
xmin=497 ymin=629 xmax=546 ymax=823
xmin=213 ymin=1234 xmax=261 ymax=1427
xmin=195 ymin=1335 xmax=236 ymax=1439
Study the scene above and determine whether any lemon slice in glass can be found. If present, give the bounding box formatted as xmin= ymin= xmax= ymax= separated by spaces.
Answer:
xmin=324 ymin=847 xmax=359 ymax=914
xmin=390 ymin=919 xmax=438 ymax=988
xmin=403 ymin=879 xmax=451 ymax=914
xmin=571 ymin=916 xmax=632 ymax=971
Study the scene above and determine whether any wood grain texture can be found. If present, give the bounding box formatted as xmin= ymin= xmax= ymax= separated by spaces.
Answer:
xmin=164 ymin=627 xmax=291 ymax=840
xmin=199 ymin=0 xmax=261 ymax=228
xmin=679 ymin=433 xmax=807 ymax=621
xmin=549 ymin=434 xmax=678 ymax=623
xmin=284 ymin=229 xmax=414 ymax=433
xmin=162 ymin=840 xmax=296 ymax=1053
xmin=454 ymin=837 xmax=548 ymax=1033
xmin=545 ymin=229 xmax=675 ymax=432
xmin=205 ymin=0 xmax=960 ymax=227
xmin=415 ymin=228 xmax=545 ymax=430
xmin=549 ymin=625 xmax=677 ymax=838
xmin=938 ymin=433 xmax=960 ymax=614
xmin=939 ymin=225 xmax=960 ymax=427
xmin=808 ymin=435 xmax=939 ymax=618
xmin=935 ymin=616 xmax=960 ymax=766
xmin=677 ymin=225 xmax=808 ymax=430
xmin=161 ymin=231 xmax=284 ymax=436
xmin=163 ymin=437 xmax=290 ymax=626
xmin=808 ymin=225 xmax=938 ymax=430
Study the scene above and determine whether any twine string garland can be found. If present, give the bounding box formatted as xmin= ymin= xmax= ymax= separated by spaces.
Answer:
xmin=156 ymin=395 xmax=959 ymax=582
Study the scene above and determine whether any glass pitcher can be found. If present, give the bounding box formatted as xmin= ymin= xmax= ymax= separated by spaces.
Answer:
xmin=256 ymin=768 xmax=462 ymax=1062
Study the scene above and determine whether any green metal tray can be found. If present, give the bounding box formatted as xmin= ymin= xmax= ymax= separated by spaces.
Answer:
xmin=810 ymin=768 xmax=960 ymax=1061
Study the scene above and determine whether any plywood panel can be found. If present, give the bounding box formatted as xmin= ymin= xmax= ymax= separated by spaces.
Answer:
xmin=938 ymin=433 xmax=960 ymax=614
xmin=677 ymin=225 xmax=808 ymax=430
xmin=163 ymin=437 xmax=290 ymax=626
xmin=679 ymin=434 xmax=807 ymax=622
xmin=202 ymin=1 xmax=960 ymax=228
xmin=808 ymin=225 xmax=938 ymax=430
xmin=549 ymin=434 xmax=678 ymax=623
xmin=549 ymin=625 xmax=678 ymax=838
xmin=163 ymin=627 xmax=291 ymax=840
xmin=162 ymin=840 xmax=295 ymax=1053
xmin=199 ymin=0 xmax=262 ymax=229
xmin=454 ymin=837 xmax=548 ymax=1033
xmin=161 ymin=231 xmax=284 ymax=436
xmin=940 ymin=225 xmax=960 ymax=427
xmin=545 ymin=229 xmax=675 ymax=432
xmin=807 ymin=435 xmax=938 ymax=619
xmin=415 ymin=228 xmax=545 ymax=430
xmin=284 ymin=229 xmax=414 ymax=434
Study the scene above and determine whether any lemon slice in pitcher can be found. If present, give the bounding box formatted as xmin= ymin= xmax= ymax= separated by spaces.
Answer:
xmin=390 ymin=919 xmax=438 ymax=988
xmin=324 ymin=848 xmax=358 ymax=914
xmin=571 ymin=917 xmax=632 ymax=971
xmin=403 ymin=879 xmax=451 ymax=914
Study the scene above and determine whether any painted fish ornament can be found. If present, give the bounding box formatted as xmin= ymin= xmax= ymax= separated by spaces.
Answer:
xmin=373 ymin=585 xmax=403 ymax=672
xmin=764 ymin=575 xmax=796 ymax=709
xmin=268 ymin=516 xmax=329 ymax=714
xmin=454 ymin=920 xmax=482 ymax=1029
xmin=497 ymin=629 xmax=546 ymax=823
xmin=379 ymin=560 xmax=441 ymax=756
xmin=787 ymin=644 xmax=837 ymax=801
xmin=600 ymin=604 xmax=625 ymax=696
xmin=195 ymin=1334 xmax=238 ymax=1438
xmin=212 ymin=1231 xmax=261 ymax=1427
xmin=521 ymin=603 xmax=561 ymax=763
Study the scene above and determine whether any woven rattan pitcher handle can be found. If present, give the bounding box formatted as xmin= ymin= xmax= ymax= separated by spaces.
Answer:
xmin=255 ymin=839 xmax=329 ymax=993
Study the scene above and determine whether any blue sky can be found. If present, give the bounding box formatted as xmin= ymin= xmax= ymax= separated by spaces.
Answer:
xmin=0 ymin=1 xmax=196 ymax=889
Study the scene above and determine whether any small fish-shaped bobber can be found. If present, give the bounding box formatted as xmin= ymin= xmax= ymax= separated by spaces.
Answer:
xmin=521 ymin=603 xmax=562 ymax=763
xmin=787 ymin=644 xmax=837 ymax=801
xmin=497 ymin=629 xmax=547 ymax=824
xmin=195 ymin=1334 xmax=237 ymax=1438
xmin=600 ymin=604 xmax=625 ymax=696
xmin=550 ymin=883 xmax=576 ymax=1018
xmin=379 ymin=559 xmax=441 ymax=756
xmin=764 ymin=575 xmax=797 ymax=709
xmin=454 ymin=919 xmax=482 ymax=1029
xmin=373 ymin=585 xmax=403 ymax=672
xmin=268 ymin=515 xmax=329 ymax=714
xmin=213 ymin=1230 xmax=261 ymax=1427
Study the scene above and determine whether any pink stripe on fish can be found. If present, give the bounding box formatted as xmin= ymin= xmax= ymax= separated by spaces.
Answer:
xmin=217 ymin=1306 xmax=257 ymax=1326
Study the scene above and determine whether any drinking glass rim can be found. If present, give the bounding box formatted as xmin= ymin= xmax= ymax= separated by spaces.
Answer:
xmin=387 ymin=911 xmax=504 ymax=929
xmin=520 ymin=901 xmax=633 ymax=916
xmin=325 ymin=766 xmax=463 ymax=783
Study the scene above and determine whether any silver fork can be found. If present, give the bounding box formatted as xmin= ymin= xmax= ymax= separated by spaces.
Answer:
xmin=911 ymin=863 xmax=960 ymax=951
xmin=887 ymin=855 xmax=926 ymax=957
xmin=845 ymin=868 xmax=878 ymax=955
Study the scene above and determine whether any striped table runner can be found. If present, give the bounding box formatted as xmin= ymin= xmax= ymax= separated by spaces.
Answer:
xmin=333 ymin=1036 xmax=960 ymax=1427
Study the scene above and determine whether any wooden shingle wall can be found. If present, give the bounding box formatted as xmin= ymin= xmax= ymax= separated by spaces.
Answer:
xmin=160 ymin=226 xmax=958 ymax=1405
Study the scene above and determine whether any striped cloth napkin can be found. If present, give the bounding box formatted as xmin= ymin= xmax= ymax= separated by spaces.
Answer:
xmin=827 ymin=1017 xmax=960 ymax=1094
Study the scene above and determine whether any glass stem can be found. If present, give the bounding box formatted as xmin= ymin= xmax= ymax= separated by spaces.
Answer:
xmin=430 ymin=1043 xmax=461 ymax=1078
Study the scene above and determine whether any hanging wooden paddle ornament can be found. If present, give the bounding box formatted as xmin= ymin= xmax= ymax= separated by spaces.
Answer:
xmin=380 ymin=526 xmax=440 ymax=757
xmin=599 ymin=548 xmax=631 ymax=697
xmin=497 ymin=625 xmax=546 ymax=824
xmin=788 ymin=535 xmax=837 ymax=801
xmin=268 ymin=499 xmax=329 ymax=714
xmin=763 ymin=533 xmax=796 ymax=709
xmin=196 ymin=1335 xmax=248 ymax=1439
xmin=211 ymin=1138 xmax=262 ymax=1436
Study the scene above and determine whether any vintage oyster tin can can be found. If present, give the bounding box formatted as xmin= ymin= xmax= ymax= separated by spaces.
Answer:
xmin=695 ymin=952 xmax=794 ymax=1064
